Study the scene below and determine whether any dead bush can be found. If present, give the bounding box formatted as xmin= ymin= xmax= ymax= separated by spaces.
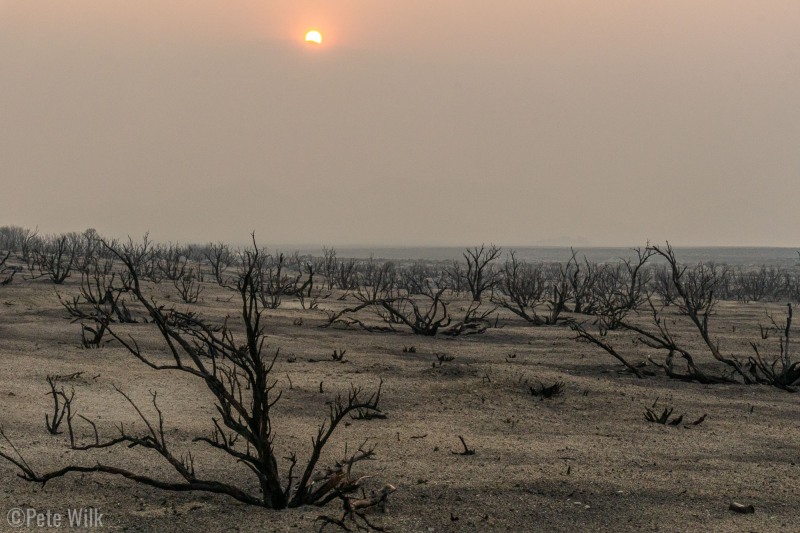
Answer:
xmin=1 ymin=236 xmax=391 ymax=511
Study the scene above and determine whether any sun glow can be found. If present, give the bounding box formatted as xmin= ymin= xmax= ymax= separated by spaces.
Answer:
xmin=305 ymin=30 xmax=322 ymax=44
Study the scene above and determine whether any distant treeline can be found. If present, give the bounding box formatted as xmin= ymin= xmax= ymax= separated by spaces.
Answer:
xmin=1 ymin=224 xmax=799 ymax=304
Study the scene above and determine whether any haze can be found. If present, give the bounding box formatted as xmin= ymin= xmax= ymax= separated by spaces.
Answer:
xmin=2 ymin=1 xmax=799 ymax=247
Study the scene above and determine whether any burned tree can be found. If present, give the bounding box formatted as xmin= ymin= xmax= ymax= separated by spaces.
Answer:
xmin=0 ymin=250 xmax=15 ymax=286
xmin=444 ymin=261 xmax=467 ymax=295
xmin=295 ymin=261 xmax=326 ymax=310
xmin=443 ymin=301 xmax=497 ymax=336
xmin=324 ymin=280 xmax=493 ymax=337
xmin=58 ymin=256 xmax=137 ymax=348
xmin=202 ymin=241 xmax=235 ymax=285
xmin=572 ymin=243 xmax=799 ymax=388
xmin=316 ymin=247 xmax=339 ymax=291
xmin=0 ymin=225 xmax=30 ymax=255
xmin=396 ymin=262 xmax=439 ymax=296
xmin=31 ymin=233 xmax=81 ymax=284
xmin=173 ymin=269 xmax=204 ymax=304
xmin=155 ymin=243 xmax=191 ymax=281
xmin=571 ymin=321 xmax=647 ymax=378
xmin=649 ymin=244 xmax=753 ymax=382
xmin=44 ymin=376 xmax=75 ymax=436
xmin=450 ymin=244 xmax=501 ymax=302
xmin=564 ymin=249 xmax=601 ymax=315
xmin=322 ymin=261 xmax=494 ymax=336
xmin=19 ymin=227 xmax=41 ymax=264
xmin=335 ymin=258 xmax=359 ymax=291
xmin=572 ymin=245 xmax=740 ymax=383
xmin=323 ymin=267 xmax=441 ymax=335
xmin=748 ymin=304 xmax=800 ymax=390
xmin=653 ymin=264 xmax=678 ymax=306
xmin=1 ymin=236 xmax=389 ymax=510
xmin=258 ymin=252 xmax=303 ymax=309
xmin=322 ymin=265 xmax=493 ymax=337
xmin=591 ymin=247 xmax=654 ymax=329
xmin=75 ymin=228 xmax=104 ymax=274
xmin=493 ymin=251 xmax=554 ymax=326
xmin=732 ymin=266 xmax=784 ymax=303
xmin=545 ymin=263 xmax=573 ymax=325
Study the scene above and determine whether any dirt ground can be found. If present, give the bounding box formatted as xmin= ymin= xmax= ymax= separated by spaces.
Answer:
xmin=1 ymin=274 xmax=798 ymax=532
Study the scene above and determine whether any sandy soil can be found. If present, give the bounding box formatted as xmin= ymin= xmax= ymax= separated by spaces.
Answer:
xmin=1 ymin=274 xmax=799 ymax=532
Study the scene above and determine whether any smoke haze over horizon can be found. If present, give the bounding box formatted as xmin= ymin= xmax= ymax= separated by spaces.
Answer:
xmin=2 ymin=1 xmax=799 ymax=247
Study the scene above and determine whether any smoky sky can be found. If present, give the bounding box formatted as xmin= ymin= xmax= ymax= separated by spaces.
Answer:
xmin=1 ymin=1 xmax=799 ymax=247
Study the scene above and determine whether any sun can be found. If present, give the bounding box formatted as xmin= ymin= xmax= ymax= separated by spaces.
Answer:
xmin=305 ymin=30 xmax=322 ymax=45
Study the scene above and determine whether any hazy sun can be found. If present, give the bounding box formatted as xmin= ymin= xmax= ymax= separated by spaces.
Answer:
xmin=305 ymin=30 xmax=322 ymax=45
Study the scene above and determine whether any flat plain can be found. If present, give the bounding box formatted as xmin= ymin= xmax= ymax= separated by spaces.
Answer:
xmin=1 ymin=259 xmax=799 ymax=532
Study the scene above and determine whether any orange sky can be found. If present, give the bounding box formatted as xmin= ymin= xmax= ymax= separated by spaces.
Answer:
xmin=1 ymin=1 xmax=799 ymax=246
